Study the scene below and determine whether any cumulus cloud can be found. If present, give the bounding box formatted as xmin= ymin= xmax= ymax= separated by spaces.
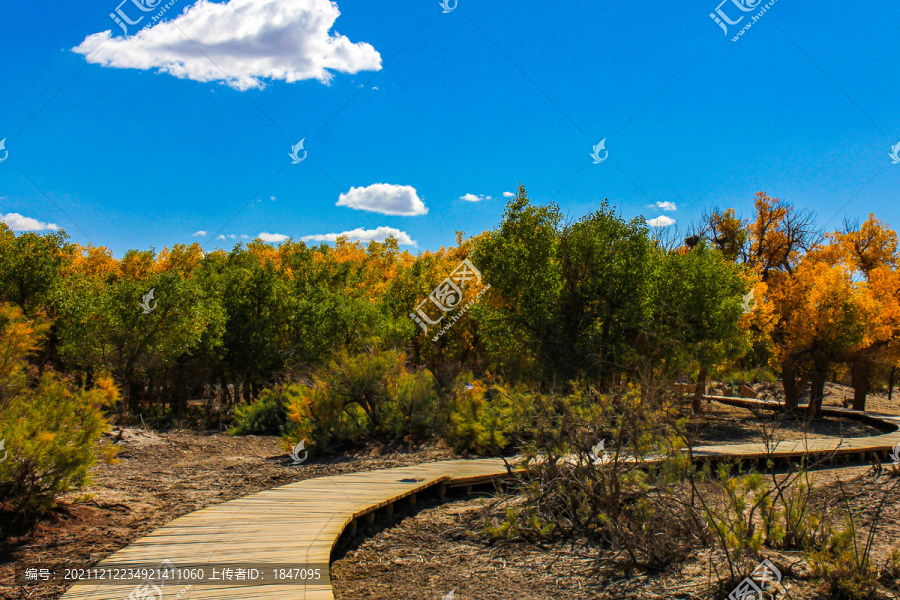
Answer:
xmin=258 ymin=232 xmax=289 ymax=243
xmin=336 ymin=184 xmax=427 ymax=216
xmin=503 ymin=191 xmax=515 ymax=198
xmin=71 ymin=0 xmax=382 ymax=91
xmin=301 ymin=226 xmax=415 ymax=246
xmin=652 ymin=201 xmax=677 ymax=212
xmin=193 ymin=230 xmax=207 ymax=236
xmin=646 ymin=215 xmax=676 ymax=228
xmin=460 ymin=193 xmax=492 ymax=202
xmin=1 ymin=213 xmax=59 ymax=232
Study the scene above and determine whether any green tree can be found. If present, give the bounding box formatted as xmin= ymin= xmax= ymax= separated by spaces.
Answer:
xmin=651 ymin=242 xmax=753 ymax=410
xmin=56 ymin=270 xmax=223 ymax=411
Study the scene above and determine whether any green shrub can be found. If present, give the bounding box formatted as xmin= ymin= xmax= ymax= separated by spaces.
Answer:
xmin=446 ymin=376 xmax=506 ymax=453
xmin=486 ymin=387 xmax=705 ymax=570
xmin=805 ymin=481 xmax=897 ymax=600
xmin=807 ymin=519 xmax=879 ymax=599
xmin=287 ymin=383 xmax=368 ymax=452
xmin=286 ymin=349 xmax=440 ymax=453
xmin=380 ymin=367 xmax=439 ymax=439
xmin=0 ymin=304 xmax=116 ymax=532
xmin=231 ymin=386 xmax=297 ymax=436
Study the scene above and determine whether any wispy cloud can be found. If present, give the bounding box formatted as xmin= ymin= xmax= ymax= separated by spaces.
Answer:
xmin=301 ymin=226 xmax=415 ymax=246
xmin=502 ymin=191 xmax=515 ymax=198
xmin=651 ymin=201 xmax=677 ymax=212
xmin=258 ymin=232 xmax=289 ymax=243
xmin=336 ymin=184 xmax=427 ymax=216
xmin=646 ymin=215 xmax=676 ymax=228
xmin=1 ymin=213 xmax=59 ymax=232
xmin=193 ymin=230 xmax=207 ymax=237
xmin=71 ymin=0 xmax=382 ymax=91
xmin=460 ymin=193 xmax=492 ymax=202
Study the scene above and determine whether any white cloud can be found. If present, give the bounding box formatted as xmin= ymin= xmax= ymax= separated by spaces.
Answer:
xmin=216 ymin=235 xmax=226 ymax=240
xmin=258 ymin=232 xmax=289 ymax=243
xmin=1 ymin=213 xmax=59 ymax=232
xmin=646 ymin=215 xmax=676 ymax=228
xmin=460 ymin=193 xmax=491 ymax=202
xmin=270 ymin=196 xmax=276 ymax=201
xmin=371 ymin=86 xmax=379 ymax=90
xmin=336 ymin=184 xmax=427 ymax=216
xmin=193 ymin=230 xmax=207 ymax=236
xmin=301 ymin=226 xmax=415 ymax=246
xmin=502 ymin=191 xmax=515 ymax=198
xmin=652 ymin=201 xmax=677 ymax=212
xmin=71 ymin=0 xmax=383 ymax=91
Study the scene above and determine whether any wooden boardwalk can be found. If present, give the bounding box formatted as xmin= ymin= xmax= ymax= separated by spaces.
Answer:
xmin=695 ymin=396 xmax=900 ymax=460
xmin=60 ymin=398 xmax=900 ymax=600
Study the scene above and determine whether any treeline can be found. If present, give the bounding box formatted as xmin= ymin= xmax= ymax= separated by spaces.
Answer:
xmin=0 ymin=187 xmax=751 ymax=421
xmin=1 ymin=187 xmax=898 ymax=421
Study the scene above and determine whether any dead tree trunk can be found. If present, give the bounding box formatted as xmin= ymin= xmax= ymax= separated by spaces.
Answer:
xmin=782 ymin=361 xmax=800 ymax=411
xmin=808 ymin=369 xmax=826 ymax=417
xmin=889 ymin=366 xmax=896 ymax=402
xmin=692 ymin=367 xmax=708 ymax=413
xmin=851 ymin=360 xmax=870 ymax=411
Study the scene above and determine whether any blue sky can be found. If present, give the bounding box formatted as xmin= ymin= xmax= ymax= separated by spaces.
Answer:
xmin=1 ymin=0 xmax=898 ymax=255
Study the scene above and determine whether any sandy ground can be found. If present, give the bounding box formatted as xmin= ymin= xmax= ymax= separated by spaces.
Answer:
xmin=3 ymin=383 xmax=900 ymax=599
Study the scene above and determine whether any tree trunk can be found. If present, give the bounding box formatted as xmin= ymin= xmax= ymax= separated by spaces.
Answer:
xmin=782 ymin=361 xmax=800 ymax=411
xmin=692 ymin=367 xmax=708 ymax=413
xmin=808 ymin=369 xmax=826 ymax=417
xmin=889 ymin=366 xmax=897 ymax=402
xmin=851 ymin=360 xmax=870 ymax=411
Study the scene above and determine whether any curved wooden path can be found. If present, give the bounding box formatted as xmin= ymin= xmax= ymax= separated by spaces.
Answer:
xmin=60 ymin=398 xmax=900 ymax=600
